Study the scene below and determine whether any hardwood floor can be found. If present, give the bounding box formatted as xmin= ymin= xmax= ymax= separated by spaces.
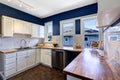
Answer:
xmin=8 ymin=65 xmax=66 ymax=80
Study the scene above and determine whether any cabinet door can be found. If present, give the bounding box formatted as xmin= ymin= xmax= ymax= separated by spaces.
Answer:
xmin=17 ymin=51 xmax=27 ymax=71
xmin=36 ymin=49 xmax=41 ymax=64
xmin=41 ymin=49 xmax=45 ymax=63
xmin=26 ymin=50 xmax=36 ymax=67
xmin=2 ymin=16 xmax=13 ymax=37
xmin=14 ymin=19 xmax=24 ymax=34
xmin=39 ymin=25 xmax=44 ymax=38
xmin=4 ymin=52 xmax=16 ymax=77
xmin=23 ymin=22 xmax=32 ymax=34
xmin=41 ymin=49 xmax=52 ymax=67
xmin=44 ymin=53 xmax=51 ymax=67
xmin=32 ymin=24 xmax=40 ymax=38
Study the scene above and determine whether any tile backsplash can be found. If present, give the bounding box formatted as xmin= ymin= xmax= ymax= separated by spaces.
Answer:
xmin=0 ymin=35 xmax=43 ymax=50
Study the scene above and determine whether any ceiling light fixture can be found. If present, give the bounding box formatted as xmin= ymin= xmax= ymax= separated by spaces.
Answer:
xmin=18 ymin=0 xmax=34 ymax=11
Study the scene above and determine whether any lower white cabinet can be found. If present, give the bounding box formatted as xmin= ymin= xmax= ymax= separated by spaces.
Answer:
xmin=17 ymin=49 xmax=36 ymax=71
xmin=26 ymin=49 xmax=36 ymax=67
xmin=41 ymin=49 xmax=52 ymax=67
xmin=17 ymin=51 xmax=27 ymax=71
xmin=67 ymin=75 xmax=81 ymax=80
xmin=36 ymin=49 xmax=41 ymax=64
xmin=4 ymin=53 xmax=16 ymax=77
xmin=0 ymin=48 xmax=52 ymax=78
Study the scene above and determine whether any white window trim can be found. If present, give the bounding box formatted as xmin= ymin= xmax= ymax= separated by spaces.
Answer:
xmin=44 ymin=21 xmax=53 ymax=42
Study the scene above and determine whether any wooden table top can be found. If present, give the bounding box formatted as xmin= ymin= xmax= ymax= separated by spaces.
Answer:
xmin=64 ymin=48 xmax=115 ymax=80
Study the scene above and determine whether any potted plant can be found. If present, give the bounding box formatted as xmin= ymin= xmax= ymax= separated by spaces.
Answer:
xmin=53 ymin=42 xmax=58 ymax=47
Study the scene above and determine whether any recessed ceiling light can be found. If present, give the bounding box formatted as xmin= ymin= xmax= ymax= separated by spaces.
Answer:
xmin=19 ymin=3 xmax=22 ymax=7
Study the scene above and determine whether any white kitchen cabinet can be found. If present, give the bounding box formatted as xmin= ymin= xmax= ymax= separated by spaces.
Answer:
xmin=1 ymin=16 xmax=14 ymax=37
xmin=4 ymin=52 xmax=16 ymax=77
xmin=98 ymin=0 xmax=120 ymax=12
xmin=39 ymin=25 xmax=45 ymax=38
xmin=26 ymin=49 xmax=36 ymax=67
xmin=14 ymin=19 xmax=24 ymax=34
xmin=32 ymin=24 xmax=40 ymax=38
xmin=67 ymin=75 xmax=81 ymax=80
xmin=97 ymin=0 xmax=120 ymax=28
xmin=23 ymin=22 xmax=32 ymax=34
xmin=17 ymin=51 xmax=27 ymax=71
xmin=36 ymin=49 xmax=41 ymax=64
xmin=41 ymin=49 xmax=52 ymax=67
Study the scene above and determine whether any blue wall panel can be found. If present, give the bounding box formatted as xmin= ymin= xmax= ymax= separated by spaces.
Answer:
xmin=75 ymin=19 xmax=81 ymax=34
xmin=43 ymin=3 xmax=98 ymax=35
xmin=0 ymin=3 xmax=43 ymax=25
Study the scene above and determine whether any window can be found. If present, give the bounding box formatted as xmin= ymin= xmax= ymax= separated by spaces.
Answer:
xmin=60 ymin=20 xmax=75 ymax=47
xmin=45 ymin=22 xmax=53 ymax=42
xmin=81 ymin=16 xmax=103 ymax=48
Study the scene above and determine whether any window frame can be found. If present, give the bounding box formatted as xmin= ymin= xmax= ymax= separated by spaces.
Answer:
xmin=44 ymin=21 xmax=53 ymax=42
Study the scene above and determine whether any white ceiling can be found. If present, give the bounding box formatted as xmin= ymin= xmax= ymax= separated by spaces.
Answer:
xmin=0 ymin=0 xmax=97 ymax=18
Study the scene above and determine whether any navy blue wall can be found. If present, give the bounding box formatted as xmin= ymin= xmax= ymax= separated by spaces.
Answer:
xmin=43 ymin=3 xmax=98 ymax=35
xmin=0 ymin=3 xmax=43 ymax=25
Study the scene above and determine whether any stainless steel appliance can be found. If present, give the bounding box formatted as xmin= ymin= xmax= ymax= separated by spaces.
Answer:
xmin=52 ymin=50 xmax=64 ymax=70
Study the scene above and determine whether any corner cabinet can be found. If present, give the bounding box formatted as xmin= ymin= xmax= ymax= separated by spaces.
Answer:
xmin=41 ymin=49 xmax=52 ymax=67
xmin=1 ymin=16 xmax=14 ymax=37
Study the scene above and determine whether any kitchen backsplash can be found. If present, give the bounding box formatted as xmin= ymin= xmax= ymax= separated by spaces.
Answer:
xmin=0 ymin=34 xmax=44 ymax=50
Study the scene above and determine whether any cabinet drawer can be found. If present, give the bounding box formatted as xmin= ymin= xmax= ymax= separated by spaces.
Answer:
xmin=4 ymin=53 xmax=16 ymax=59
xmin=5 ymin=58 xmax=16 ymax=65
xmin=5 ymin=68 xmax=16 ymax=77
xmin=17 ymin=51 xmax=27 ymax=56
xmin=45 ymin=52 xmax=51 ymax=56
xmin=45 ymin=50 xmax=51 ymax=53
xmin=5 ymin=63 xmax=16 ymax=71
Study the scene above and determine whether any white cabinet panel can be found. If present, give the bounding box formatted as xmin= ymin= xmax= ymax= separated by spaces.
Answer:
xmin=2 ymin=16 xmax=14 ymax=37
xmin=14 ymin=19 xmax=24 ymax=34
xmin=32 ymin=24 xmax=40 ymax=38
xmin=26 ymin=50 xmax=36 ymax=67
xmin=4 ymin=52 xmax=16 ymax=77
xmin=41 ymin=49 xmax=52 ymax=67
xmin=5 ymin=68 xmax=16 ymax=77
xmin=17 ymin=51 xmax=27 ymax=71
xmin=39 ymin=25 xmax=44 ymax=38
xmin=67 ymin=75 xmax=81 ymax=80
xmin=23 ymin=22 xmax=32 ymax=34
xmin=36 ymin=49 xmax=41 ymax=64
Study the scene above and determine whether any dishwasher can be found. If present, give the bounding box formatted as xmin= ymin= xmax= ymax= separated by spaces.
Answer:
xmin=52 ymin=50 xmax=65 ymax=70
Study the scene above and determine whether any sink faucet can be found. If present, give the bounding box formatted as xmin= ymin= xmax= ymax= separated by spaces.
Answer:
xmin=20 ymin=39 xmax=27 ymax=49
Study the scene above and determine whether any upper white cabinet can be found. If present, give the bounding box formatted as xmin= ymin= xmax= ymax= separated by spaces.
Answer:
xmin=32 ymin=24 xmax=40 ymax=38
xmin=1 ymin=16 xmax=14 ymax=37
xmin=1 ymin=16 xmax=44 ymax=38
xmin=39 ymin=25 xmax=45 ymax=38
xmin=98 ymin=0 xmax=120 ymax=12
xmin=14 ymin=19 xmax=32 ymax=34
xmin=14 ymin=19 xmax=24 ymax=34
xmin=23 ymin=22 xmax=32 ymax=34
xmin=97 ymin=0 xmax=120 ymax=28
